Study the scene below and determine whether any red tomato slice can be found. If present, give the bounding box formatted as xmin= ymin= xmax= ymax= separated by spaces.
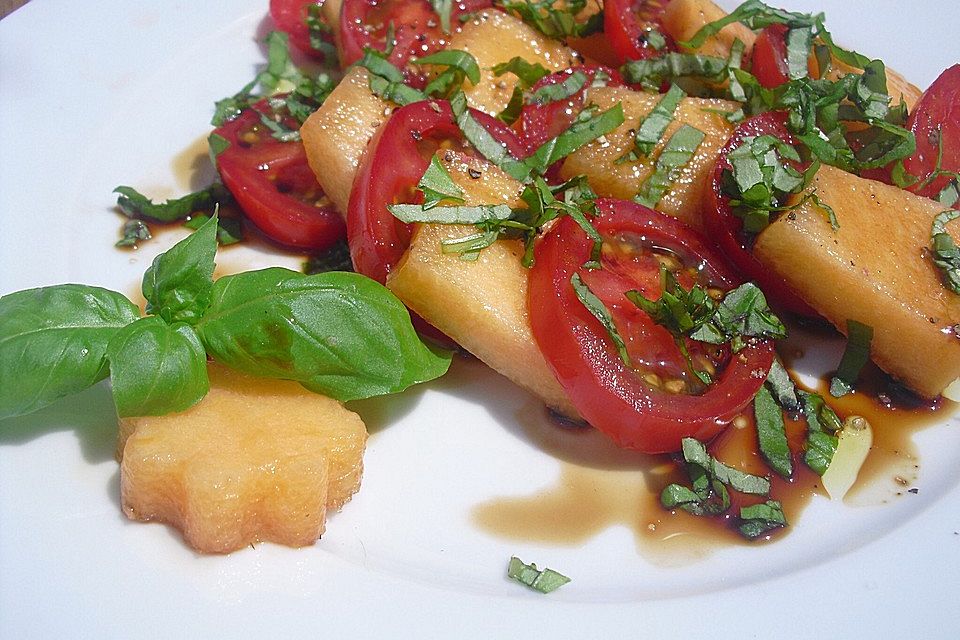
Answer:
xmin=903 ymin=64 xmax=960 ymax=200
xmin=518 ymin=65 xmax=621 ymax=155
xmin=269 ymin=0 xmax=332 ymax=60
xmin=213 ymin=100 xmax=345 ymax=251
xmin=529 ymin=198 xmax=774 ymax=454
xmin=347 ymin=99 xmax=525 ymax=283
xmin=603 ymin=0 xmax=676 ymax=66
xmin=702 ymin=111 xmax=818 ymax=317
xmin=338 ymin=0 xmax=492 ymax=68
xmin=750 ymin=23 xmax=790 ymax=89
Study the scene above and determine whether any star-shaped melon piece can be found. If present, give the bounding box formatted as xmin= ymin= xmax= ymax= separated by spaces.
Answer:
xmin=117 ymin=364 xmax=367 ymax=554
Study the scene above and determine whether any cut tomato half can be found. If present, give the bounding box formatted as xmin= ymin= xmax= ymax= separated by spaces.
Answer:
xmin=529 ymin=198 xmax=774 ymax=454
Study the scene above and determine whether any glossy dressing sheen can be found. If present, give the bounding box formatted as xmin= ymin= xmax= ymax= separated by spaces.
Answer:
xmin=474 ymin=348 xmax=952 ymax=560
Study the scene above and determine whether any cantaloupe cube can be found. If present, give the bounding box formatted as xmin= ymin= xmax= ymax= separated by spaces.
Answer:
xmin=444 ymin=9 xmax=580 ymax=116
xmin=118 ymin=364 xmax=367 ymax=553
xmin=752 ymin=165 xmax=960 ymax=398
xmin=559 ymin=85 xmax=738 ymax=232
xmin=662 ymin=0 xmax=757 ymax=59
xmin=386 ymin=152 xmax=579 ymax=417
xmin=300 ymin=67 xmax=390 ymax=215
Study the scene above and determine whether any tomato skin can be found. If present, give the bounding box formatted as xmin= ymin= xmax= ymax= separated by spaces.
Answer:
xmin=269 ymin=0 xmax=330 ymax=59
xmin=903 ymin=64 xmax=960 ymax=200
xmin=338 ymin=0 xmax=492 ymax=68
xmin=702 ymin=111 xmax=818 ymax=317
xmin=603 ymin=0 xmax=675 ymax=66
xmin=751 ymin=23 xmax=790 ymax=89
xmin=213 ymin=101 xmax=345 ymax=251
xmin=347 ymin=99 xmax=525 ymax=284
xmin=518 ymin=65 xmax=621 ymax=154
xmin=529 ymin=198 xmax=774 ymax=454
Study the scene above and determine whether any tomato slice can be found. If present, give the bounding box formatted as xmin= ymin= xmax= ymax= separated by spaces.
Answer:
xmin=750 ymin=23 xmax=790 ymax=89
xmin=903 ymin=64 xmax=960 ymax=200
xmin=338 ymin=0 xmax=492 ymax=68
xmin=702 ymin=111 xmax=818 ymax=317
xmin=270 ymin=0 xmax=331 ymax=60
xmin=529 ymin=198 xmax=774 ymax=454
xmin=603 ymin=0 xmax=676 ymax=66
xmin=213 ymin=99 xmax=345 ymax=251
xmin=518 ymin=65 xmax=621 ymax=155
xmin=347 ymin=99 xmax=525 ymax=283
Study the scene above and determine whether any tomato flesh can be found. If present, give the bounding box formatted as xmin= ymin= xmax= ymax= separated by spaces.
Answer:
xmin=603 ymin=0 xmax=675 ymax=66
xmin=904 ymin=64 xmax=960 ymax=200
xmin=269 ymin=0 xmax=331 ymax=60
xmin=702 ymin=111 xmax=818 ymax=317
xmin=751 ymin=23 xmax=791 ymax=89
xmin=530 ymin=198 xmax=775 ymax=454
xmin=338 ymin=0 xmax=492 ymax=68
xmin=213 ymin=100 xmax=345 ymax=251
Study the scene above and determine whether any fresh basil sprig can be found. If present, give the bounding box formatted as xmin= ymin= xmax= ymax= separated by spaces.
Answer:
xmin=0 ymin=217 xmax=451 ymax=420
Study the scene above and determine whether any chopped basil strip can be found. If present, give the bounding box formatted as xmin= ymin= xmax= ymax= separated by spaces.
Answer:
xmin=829 ymin=320 xmax=874 ymax=397
xmin=389 ymin=203 xmax=514 ymax=225
xmin=450 ymin=91 xmax=530 ymax=180
xmin=931 ymin=209 xmax=960 ymax=295
xmin=620 ymin=84 xmax=686 ymax=163
xmin=418 ymin=49 xmax=481 ymax=98
xmin=634 ymin=124 xmax=705 ymax=208
xmin=621 ymin=53 xmax=728 ymax=92
xmin=800 ymin=391 xmax=840 ymax=475
xmin=528 ymin=70 xmax=588 ymax=106
xmin=430 ymin=0 xmax=454 ymax=33
xmin=754 ymin=384 xmax=793 ymax=478
xmin=114 ymin=185 xmax=222 ymax=224
xmin=785 ymin=27 xmax=812 ymax=80
xmin=507 ymin=557 xmax=570 ymax=594
xmin=498 ymin=0 xmax=603 ymax=39
xmin=571 ymin=273 xmax=632 ymax=367
xmin=497 ymin=86 xmax=525 ymax=125
xmin=690 ymin=282 xmax=787 ymax=351
xmin=765 ymin=358 xmax=800 ymax=412
xmin=492 ymin=56 xmax=551 ymax=89
xmin=683 ymin=438 xmax=771 ymax=495
xmin=738 ymin=500 xmax=787 ymax=539
xmin=305 ymin=5 xmax=338 ymax=60
xmin=937 ymin=176 xmax=960 ymax=209
xmin=417 ymin=154 xmax=466 ymax=209
xmin=183 ymin=213 xmax=244 ymax=246
xmin=359 ymin=51 xmax=429 ymax=105
xmin=523 ymin=103 xmax=625 ymax=177
xmin=116 ymin=219 xmax=152 ymax=248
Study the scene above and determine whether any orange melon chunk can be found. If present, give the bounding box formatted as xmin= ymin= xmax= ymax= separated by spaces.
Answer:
xmin=118 ymin=364 xmax=367 ymax=553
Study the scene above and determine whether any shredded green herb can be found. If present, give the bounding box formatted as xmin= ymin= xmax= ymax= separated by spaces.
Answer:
xmin=634 ymin=124 xmax=705 ymax=208
xmin=507 ymin=556 xmax=570 ymax=593
xmin=829 ymin=320 xmax=874 ymax=397
xmin=932 ymin=209 xmax=960 ymax=295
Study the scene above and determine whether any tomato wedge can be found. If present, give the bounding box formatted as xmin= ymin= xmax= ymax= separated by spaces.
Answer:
xmin=213 ymin=99 xmax=345 ymax=251
xmin=702 ymin=111 xmax=818 ymax=316
xmin=338 ymin=0 xmax=492 ymax=68
xmin=347 ymin=99 xmax=525 ymax=283
xmin=269 ymin=0 xmax=331 ymax=60
xmin=603 ymin=0 xmax=675 ymax=66
xmin=529 ymin=198 xmax=774 ymax=454
xmin=518 ymin=65 xmax=621 ymax=154
xmin=903 ymin=64 xmax=960 ymax=200
xmin=750 ymin=23 xmax=790 ymax=89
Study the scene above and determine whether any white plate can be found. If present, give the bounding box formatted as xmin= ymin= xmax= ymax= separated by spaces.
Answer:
xmin=1 ymin=1 xmax=957 ymax=637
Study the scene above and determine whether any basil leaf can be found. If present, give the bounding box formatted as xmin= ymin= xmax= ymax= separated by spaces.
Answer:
xmin=621 ymin=53 xmax=728 ymax=91
xmin=497 ymin=85 xmax=525 ymax=125
xmin=419 ymin=49 xmax=482 ymax=98
xmin=738 ymin=500 xmax=787 ymax=539
xmin=829 ymin=319 xmax=874 ymax=397
xmin=498 ymin=0 xmax=602 ymax=39
xmin=507 ymin=556 xmax=570 ymax=594
xmin=116 ymin=219 xmax=152 ymax=248
xmin=106 ymin=318 xmax=209 ymax=417
xmin=800 ymin=390 xmax=840 ymax=475
xmin=196 ymin=268 xmax=451 ymax=401
xmin=693 ymin=282 xmax=787 ymax=349
xmin=389 ymin=203 xmax=514 ymax=224
xmin=931 ymin=209 xmax=960 ymax=295
xmin=417 ymin=154 xmax=466 ymax=209
xmin=430 ymin=0 xmax=454 ymax=33
xmin=141 ymin=215 xmax=218 ymax=326
xmin=492 ymin=56 xmax=550 ymax=89
xmin=183 ymin=213 xmax=244 ymax=246
xmin=114 ymin=185 xmax=220 ymax=223
xmin=359 ymin=50 xmax=429 ymax=106
xmin=754 ymin=384 xmax=793 ymax=478
xmin=765 ymin=358 xmax=800 ymax=412
xmin=450 ymin=91 xmax=530 ymax=180
xmin=681 ymin=438 xmax=771 ymax=495
xmin=785 ymin=27 xmax=812 ymax=80
xmin=634 ymin=124 xmax=705 ymax=208
xmin=0 ymin=285 xmax=140 ymax=419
